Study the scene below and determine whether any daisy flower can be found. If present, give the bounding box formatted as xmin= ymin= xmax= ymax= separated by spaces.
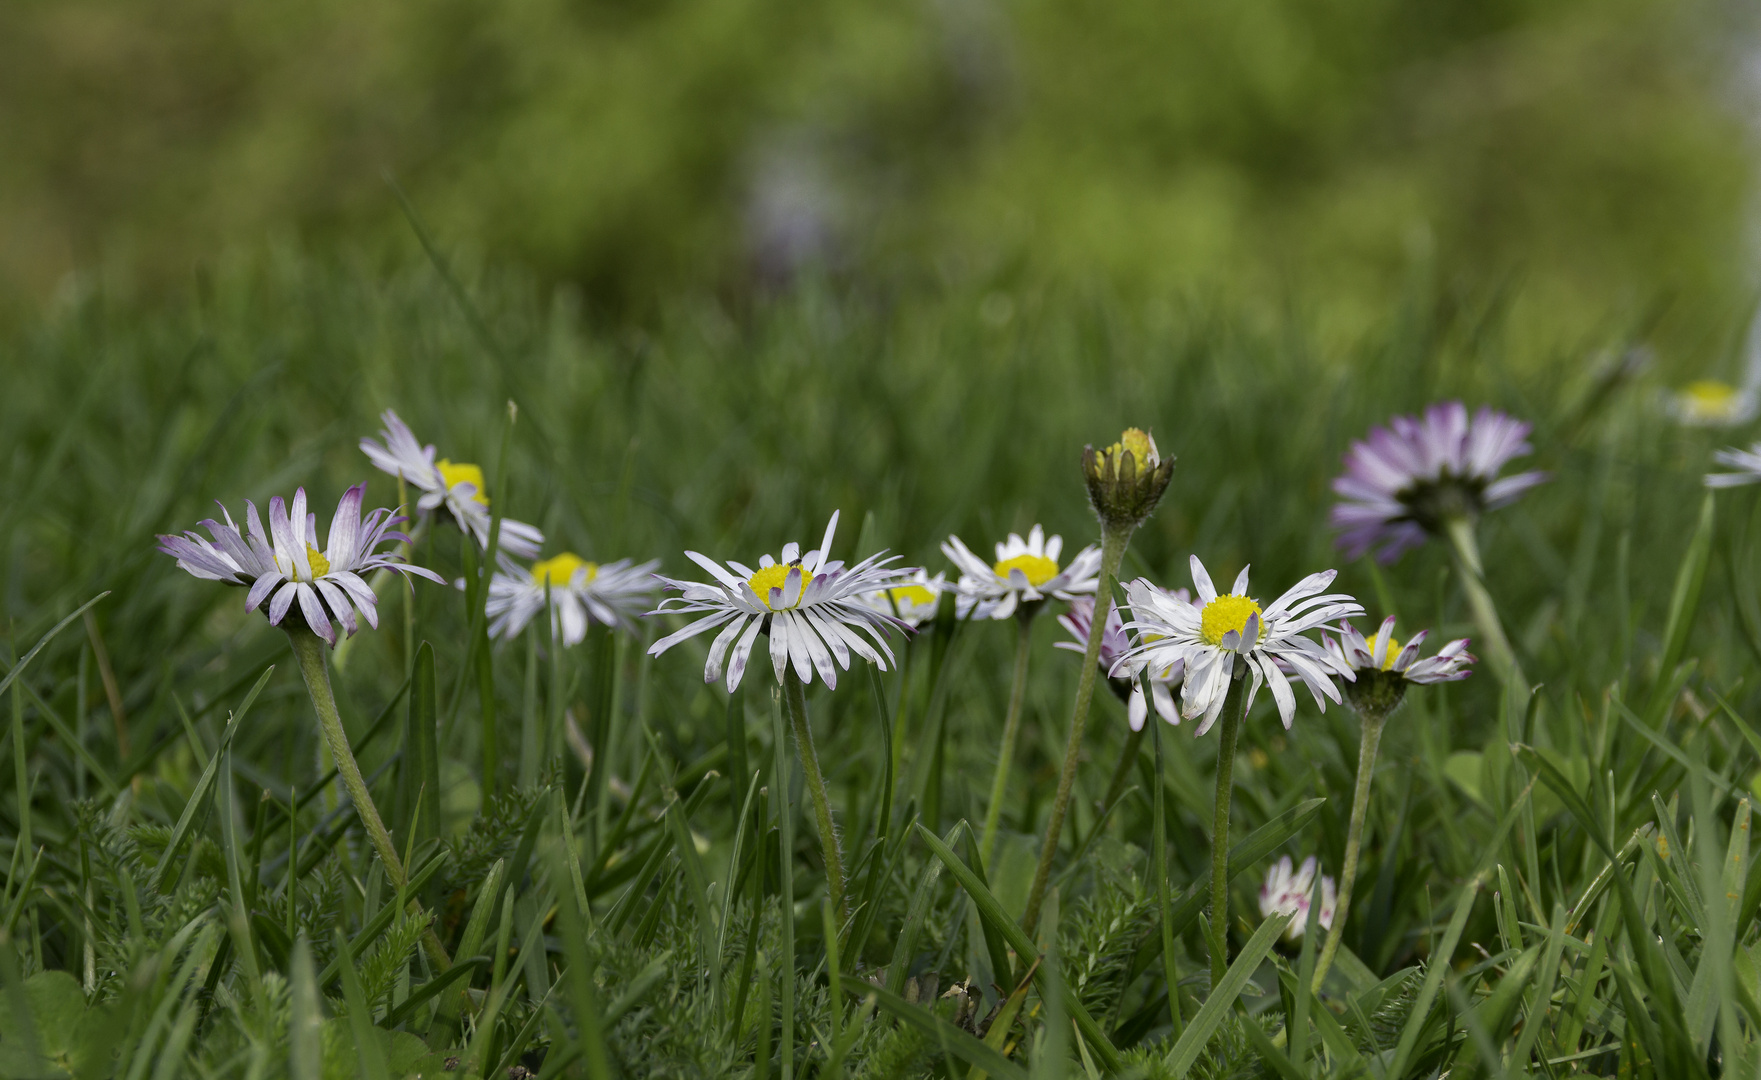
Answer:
xmin=1703 ymin=441 xmax=1761 ymax=488
xmin=487 ymin=552 xmax=661 ymax=645
xmin=157 ymin=485 xmax=443 ymax=647
xmin=1115 ymin=556 xmax=1364 ymax=734
xmin=647 ymin=511 xmax=916 ymax=692
xmin=359 ymin=409 xmax=544 ymax=559
xmin=1669 ymin=380 xmax=1758 ymax=428
xmin=1323 ymin=615 xmax=1474 ymax=715
xmin=1331 ymin=402 xmax=1547 ymax=563
xmin=856 ymin=569 xmax=948 ymax=627
xmin=1259 ymin=856 xmax=1337 ymax=942
xmin=942 ymin=525 xmax=1100 ymax=621
xmin=1057 ymin=590 xmax=1188 ymax=730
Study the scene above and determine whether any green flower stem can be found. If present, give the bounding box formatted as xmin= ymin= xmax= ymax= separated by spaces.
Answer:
xmin=1022 ymin=522 xmax=1131 ymax=937
xmin=1442 ymin=515 xmax=1521 ymax=687
xmin=1311 ymin=710 xmax=1385 ymax=991
xmin=1207 ymin=671 xmax=1249 ymax=986
xmin=783 ymin=667 xmax=847 ymax=925
xmin=978 ymin=612 xmax=1036 ymax=868
xmin=287 ymin=627 xmax=452 ymax=969
xmin=1099 ymin=720 xmax=1145 ymax=815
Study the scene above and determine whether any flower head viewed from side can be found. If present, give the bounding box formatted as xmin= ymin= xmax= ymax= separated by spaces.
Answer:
xmin=487 ymin=552 xmax=660 ymax=645
xmin=1058 ymin=590 xmax=1188 ymax=730
xmin=1671 ymin=380 xmax=1758 ymax=428
xmin=1116 ymin=556 xmax=1363 ymax=734
xmin=359 ymin=409 xmax=544 ymax=559
xmin=1082 ymin=427 xmax=1175 ymax=531
xmin=1332 ymin=402 xmax=1547 ymax=563
xmin=1259 ymin=856 xmax=1337 ymax=942
xmin=647 ymin=511 xmax=916 ymax=691
xmin=1323 ymin=615 xmax=1474 ymax=719
xmin=943 ymin=525 xmax=1100 ymax=621
xmin=157 ymin=485 xmax=444 ymax=647
xmin=856 ymin=569 xmax=947 ymax=627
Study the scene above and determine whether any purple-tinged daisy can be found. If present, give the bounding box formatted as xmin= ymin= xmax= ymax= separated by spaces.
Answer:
xmin=1057 ymin=590 xmax=1188 ymax=730
xmin=647 ymin=511 xmax=917 ymax=692
xmin=359 ymin=409 xmax=544 ymax=559
xmin=1323 ymin=616 xmax=1474 ymax=719
xmin=1259 ymin=856 xmax=1337 ymax=942
xmin=1331 ymin=402 xmax=1547 ymax=563
xmin=1115 ymin=557 xmax=1363 ymax=734
xmin=157 ymin=485 xmax=443 ymax=647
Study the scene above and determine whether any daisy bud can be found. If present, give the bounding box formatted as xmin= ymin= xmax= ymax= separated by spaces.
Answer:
xmin=1081 ymin=427 xmax=1176 ymax=532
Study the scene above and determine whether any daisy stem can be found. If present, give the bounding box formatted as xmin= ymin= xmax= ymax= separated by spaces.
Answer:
xmin=782 ymin=668 xmax=847 ymax=925
xmin=286 ymin=626 xmax=453 ymax=969
xmin=1207 ymin=671 xmax=1248 ymax=986
xmin=1311 ymin=710 xmax=1385 ymax=991
xmin=1022 ymin=522 xmax=1131 ymax=937
xmin=978 ymin=612 xmax=1035 ymax=868
xmin=1442 ymin=515 xmax=1522 ymax=688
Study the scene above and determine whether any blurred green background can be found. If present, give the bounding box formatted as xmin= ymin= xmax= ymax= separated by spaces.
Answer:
xmin=3 ymin=0 xmax=1757 ymax=353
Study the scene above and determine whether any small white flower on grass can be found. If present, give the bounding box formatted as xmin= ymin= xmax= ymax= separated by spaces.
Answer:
xmin=942 ymin=525 xmax=1100 ymax=621
xmin=1115 ymin=556 xmax=1364 ymax=734
xmin=1259 ymin=855 xmax=1337 ymax=941
xmin=157 ymin=485 xmax=443 ymax=646
xmin=647 ymin=511 xmax=916 ymax=691
xmin=1057 ymin=590 xmax=1188 ymax=730
xmin=1670 ymin=380 xmax=1758 ymax=428
xmin=856 ymin=569 xmax=948 ymax=627
xmin=1324 ymin=616 xmax=1474 ymax=719
xmin=487 ymin=553 xmax=660 ymax=645
xmin=359 ymin=409 xmax=543 ymax=558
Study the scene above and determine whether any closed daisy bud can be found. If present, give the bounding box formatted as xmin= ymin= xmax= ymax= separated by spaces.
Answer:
xmin=1081 ymin=427 xmax=1176 ymax=531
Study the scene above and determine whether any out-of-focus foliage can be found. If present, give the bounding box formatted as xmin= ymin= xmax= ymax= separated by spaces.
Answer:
xmin=1 ymin=0 xmax=1754 ymax=341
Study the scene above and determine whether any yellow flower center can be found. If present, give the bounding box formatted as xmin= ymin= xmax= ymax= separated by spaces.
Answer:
xmin=994 ymin=554 xmax=1059 ymax=587
xmin=1104 ymin=427 xmax=1158 ymax=477
xmin=1683 ymin=380 xmax=1738 ymax=410
xmin=532 ymin=553 xmax=596 ymax=588
xmin=889 ymin=584 xmax=936 ymax=608
xmin=1200 ymin=594 xmax=1262 ymax=646
xmin=437 ymin=459 xmax=490 ymax=506
xmin=1369 ymin=628 xmax=1401 ymax=671
xmin=749 ymin=562 xmax=812 ymax=610
xmin=305 ymin=543 xmax=331 ymax=578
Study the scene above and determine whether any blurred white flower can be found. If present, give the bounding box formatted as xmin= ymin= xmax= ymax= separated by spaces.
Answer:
xmin=1668 ymin=380 xmax=1757 ymax=428
xmin=942 ymin=525 xmax=1100 ymax=621
xmin=488 ymin=552 xmax=659 ymax=645
xmin=1259 ymin=855 xmax=1337 ymax=942
xmin=855 ymin=568 xmax=948 ymax=627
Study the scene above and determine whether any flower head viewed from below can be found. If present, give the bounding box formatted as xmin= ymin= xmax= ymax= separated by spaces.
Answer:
xmin=855 ymin=568 xmax=947 ymax=627
xmin=647 ymin=511 xmax=916 ymax=691
xmin=1324 ymin=615 xmax=1475 ymax=718
xmin=359 ymin=409 xmax=544 ymax=559
xmin=487 ymin=552 xmax=660 ymax=645
xmin=942 ymin=525 xmax=1100 ymax=621
xmin=1259 ymin=856 xmax=1337 ymax=942
xmin=1058 ymin=590 xmax=1188 ymax=730
xmin=1670 ymin=379 xmax=1758 ymax=428
xmin=1116 ymin=556 xmax=1364 ymax=733
xmin=1332 ymin=402 xmax=1547 ymax=563
xmin=156 ymin=485 xmax=444 ymax=646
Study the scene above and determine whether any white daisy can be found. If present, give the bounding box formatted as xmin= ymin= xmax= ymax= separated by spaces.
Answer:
xmin=487 ymin=552 xmax=661 ymax=645
xmin=1669 ymin=380 xmax=1758 ymax=428
xmin=942 ymin=525 xmax=1101 ymax=621
xmin=855 ymin=569 xmax=947 ymax=627
xmin=359 ymin=409 xmax=544 ymax=559
xmin=1703 ymin=440 xmax=1761 ymax=488
xmin=647 ymin=511 xmax=916 ymax=692
xmin=1258 ymin=855 xmax=1337 ymax=942
xmin=1114 ymin=556 xmax=1364 ymax=734
xmin=157 ymin=485 xmax=444 ymax=647
xmin=1056 ymin=591 xmax=1187 ymax=731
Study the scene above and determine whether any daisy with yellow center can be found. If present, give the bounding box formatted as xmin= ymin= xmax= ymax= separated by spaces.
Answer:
xmin=1115 ymin=555 xmax=1364 ymax=735
xmin=1671 ymin=379 xmax=1758 ymax=428
xmin=647 ymin=511 xmax=917 ymax=692
xmin=856 ymin=569 xmax=948 ymax=626
xmin=941 ymin=524 xmax=1100 ymax=621
xmin=487 ymin=550 xmax=660 ymax=645
xmin=359 ymin=409 xmax=543 ymax=558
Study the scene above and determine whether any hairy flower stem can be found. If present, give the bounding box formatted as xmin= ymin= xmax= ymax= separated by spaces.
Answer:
xmin=1208 ymin=672 xmax=1249 ymax=986
xmin=1022 ymin=523 xmax=1130 ymax=937
xmin=979 ymin=612 xmax=1036 ymax=868
xmin=783 ymin=668 xmax=847 ymax=925
xmin=1311 ymin=710 xmax=1385 ymax=991
xmin=287 ymin=627 xmax=452 ymax=969
xmin=1443 ymin=515 xmax=1522 ymax=688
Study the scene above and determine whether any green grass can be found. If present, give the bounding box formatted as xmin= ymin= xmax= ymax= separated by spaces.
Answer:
xmin=0 ymin=250 xmax=1758 ymax=1077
